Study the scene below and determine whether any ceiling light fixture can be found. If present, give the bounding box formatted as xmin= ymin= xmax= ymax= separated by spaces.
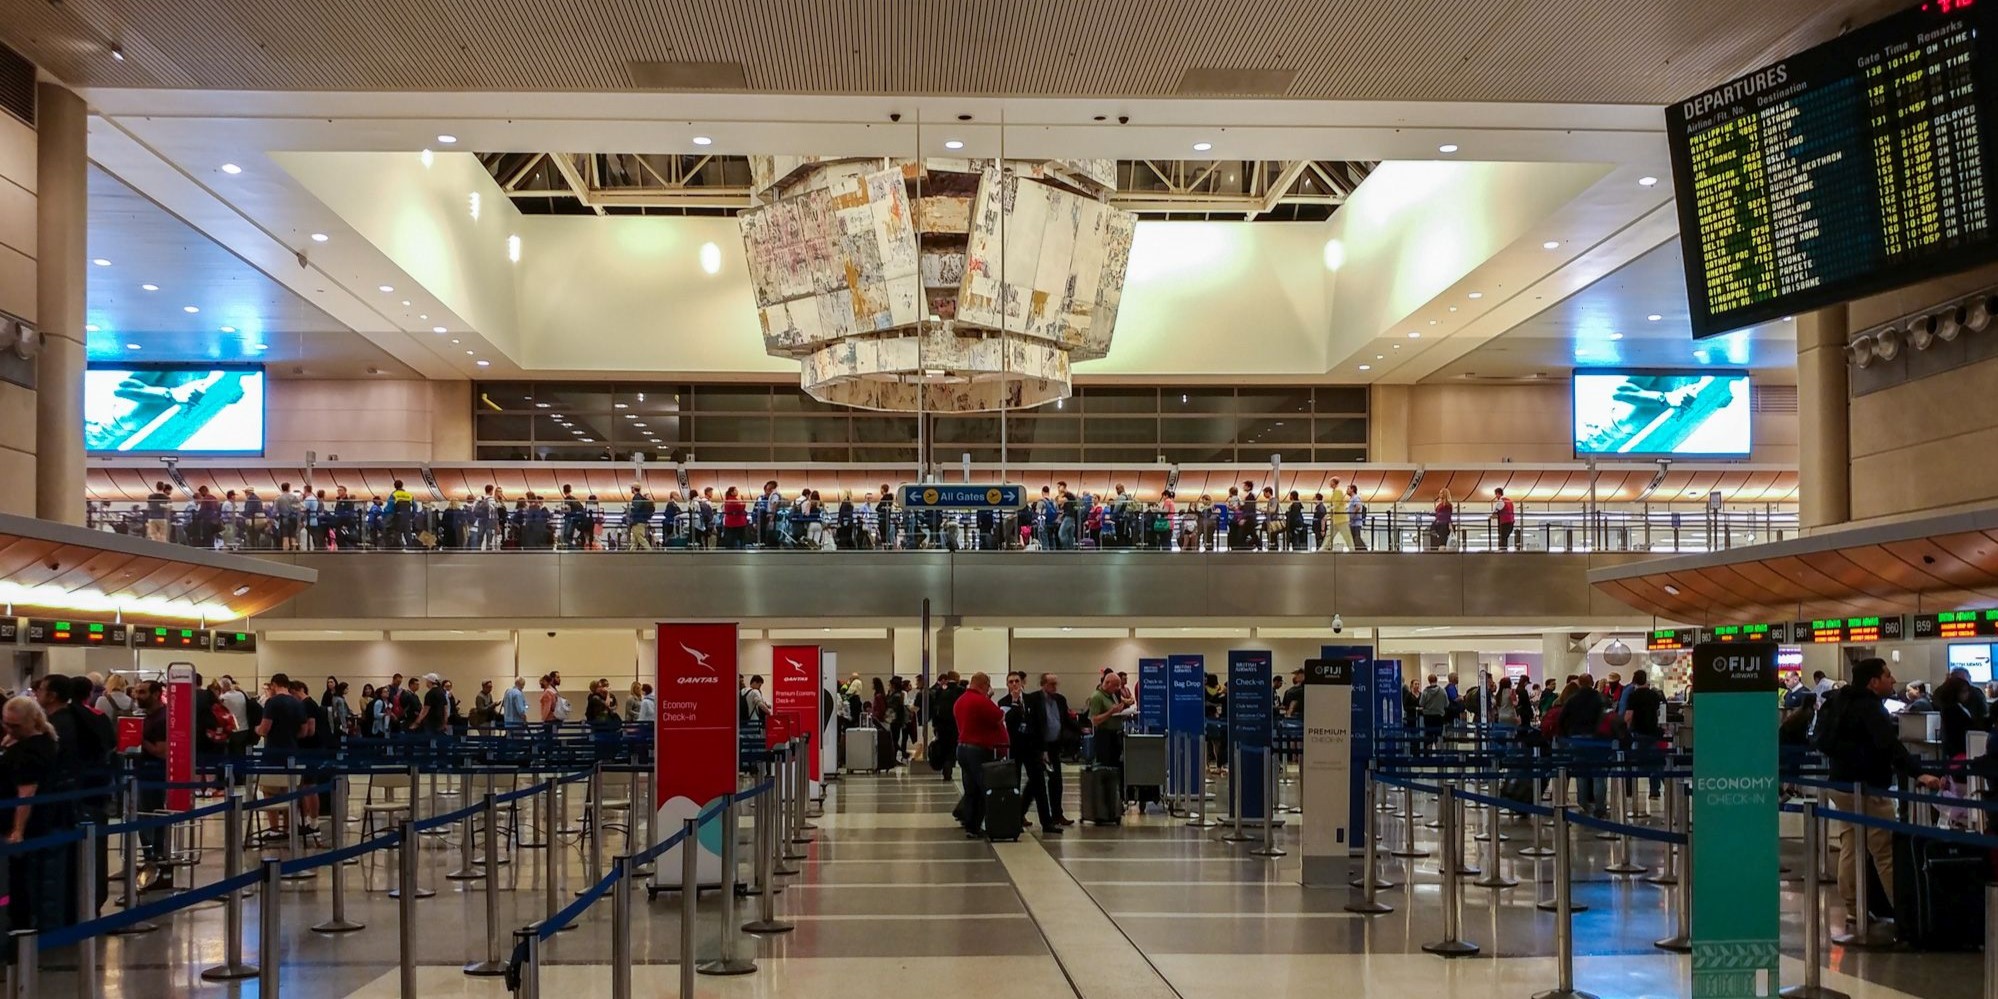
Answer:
xmin=468 ymin=191 xmax=480 ymax=221
xmin=220 ymin=325 xmax=236 ymax=333
xmin=220 ymin=163 xmax=242 ymax=175
xmin=1638 ymin=176 xmax=1658 ymax=187
xmin=182 ymin=305 xmax=199 ymax=313
xmin=1647 ymin=314 xmax=1662 ymax=321
xmin=1609 ymin=332 xmax=1624 ymax=340
xmin=436 ymin=134 xmax=457 ymax=144
xmin=432 ymin=326 xmax=446 ymax=334
xmin=378 ymin=285 xmax=394 ymax=293
xmin=465 ymin=350 xmax=475 ymax=355
xmin=141 ymin=284 xmax=158 ymax=292
xmin=421 ymin=148 xmax=434 ymax=168
xmin=91 ymin=258 xmax=111 ymax=267
xmin=450 ymin=339 xmax=460 ymax=344
xmin=944 ymin=140 xmax=964 ymax=150
xmin=1192 ymin=141 xmax=1213 ymax=152
xmin=535 ymin=402 xmax=549 ymax=408
xmin=1542 ymin=240 xmax=1560 ymax=249
xmin=110 ymin=46 xmax=124 ymax=61
xmin=476 ymin=360 xmax=490 ymax=367
xmin=125 ymin=342 xmax=140 ymax=350
xmin=1438 ymin=143 xmax=1459 ymax=153
xmin=84 ymin=324 xmax=99 ymax=332
xmin=699 ymin=242 xmax=722 ymax=275
xmin=310 ymin=232 xmax=328 ymax=242
xmin=1358 ymin=364 xmax=1372 ymax=371
xmin=692 ymin=136 xmax=713 ymax=146
xmin=507 ymin=234 xmax=521 ymax=263
xmin=1407 ymin=332 xmax=1421 ymax=339
xmin=1468 ymin=292 xmax=1483 ymax=299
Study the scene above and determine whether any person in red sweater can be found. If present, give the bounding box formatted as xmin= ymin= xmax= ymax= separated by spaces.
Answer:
xmin=952 ymin=673 xmax=1009 ymax=838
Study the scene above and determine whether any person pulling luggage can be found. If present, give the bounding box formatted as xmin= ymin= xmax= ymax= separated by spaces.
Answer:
xmin=951 ymin=673 xmax=1009 ymax=839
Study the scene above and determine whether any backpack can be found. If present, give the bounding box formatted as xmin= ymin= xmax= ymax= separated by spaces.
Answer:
xmin=1811 ymin=686 xmax=1849 ymax=755
xmin=242 ymin=692 xmax=263 ymax=730
xmin=207 ymin=701 xmax=237 ymax=746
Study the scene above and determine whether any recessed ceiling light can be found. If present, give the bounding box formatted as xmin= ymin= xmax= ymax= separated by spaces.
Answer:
xmin=692 ymin=136 xmax=713 ymax=146
xmin=1407 ymin=332 xmax=1421 ymax=339
xmin=401 ymin=300 xmax=411 ymax=306
xmin=1609 ymin=332 xmax=1624 ymax=341
xmin=436 ymin=134 xmax=457 ymax=144
xmin=182 ymin=305 xmax=199 ymax=313
xmin=535 ymin=402 xmax=549 ymax=409
xmin=1391 ymin=344 xmax=1401 ymax=349
xmin=1376 ymin=354 xmax=1384 ymax=360
xmin=1783 ymin=316 xmax=1794 ymax=322
xmin=507 ymin=234 xmax=521 ymax=263
xmin=1438 ymin=143 xmax=1459 ymax=153
xmin=432 ymin=326 xmax=446 ymax=333
xmin=450 ymin=338 xmax=460 ymax=344
xmin=465 ymin=350 xmax=475 ymax=355
xmin=84 ymin=324 xmax=99 ymax=332
xmin=1448 ymin=306 xmax=1458 ymax=312
xmin=419 ymin=314 xmax=428 ymax=320
xmin=1647 ymin=314 xmax=1662 ymax=321
xmin=944 ymin=140 xmax=964 ymax=150
xmin=110 ymin=46 xmax=124 ymax=61
xmin=378 ymin=285 xmax=394 ymax=293
xmin=220 ymin=163 xmax=242 ymax=175
xmin=220 ymin=325 xmax=236 ymax=333
xmin=1428 ymin=320 xmax=1438 ymax=325
xmin=421 ymin=148 xmax=434 ymax=168
xmin=1542 ymin=240 xmax=1560 ymax=249
xmin=124 ymin=342 xmax=140 ymax=350
xmin=141 ymin=283 xmax=158 ymax=291
xmin=1192 ymin=141 xmax=1213 ymax=152
xmin=91 ymin=258 xmax=111 ymax=267
xmin=1663 ymin=584 xmax=1681 ymax=596
xmin=1467 ymin=292 xmax=1483 ymax=299
xmin=310 ymin=232 xmax=328 ymax=242
xmin=476 ymin=360 xmax=490 ymax=367
xmin=615 ymin=403 xmax=628 ymax=409
xmin=1638 ymin=176 xmax=1659 ymax=187
xmin=1358 ymin=364 xmax=1372 ymax=371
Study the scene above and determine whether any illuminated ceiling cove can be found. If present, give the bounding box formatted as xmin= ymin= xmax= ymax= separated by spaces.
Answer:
xmin=0 ymin=512 xmax=316 ymax=624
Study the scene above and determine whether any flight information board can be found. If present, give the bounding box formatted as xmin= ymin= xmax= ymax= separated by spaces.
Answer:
xmin=135 ymin=626 xmax=212 ymax=651
xmin=1708 ymin=622 xmax=1793 ymax=643
xmin=1913 ymin=608 xmax=1998 ymax=638
xmin=1667 ymin=0 xmax=1998 ymax=338
xmin=1648 ymin=627 xmax=1700 ymax=652
xmin=1796 ymin=615 xmax=1906 ymax=643
xmin=212 ymin=631 xmax=257 ymax=653
xmin=24 ymin=619 xmax=128 ymax=646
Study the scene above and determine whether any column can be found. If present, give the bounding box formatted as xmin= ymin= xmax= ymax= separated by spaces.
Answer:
xmin=952 ymin=626 xmax=1010 ymax=680
xmin=1542 ymin=632 xmax=1586 ymax=683
xmin=1795 ymin=305 xmax=1850 ymax=531
xmin=34 ymin=83 xmax=85 ymax=525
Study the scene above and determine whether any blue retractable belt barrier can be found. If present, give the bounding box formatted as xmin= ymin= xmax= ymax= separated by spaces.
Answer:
xmin=38 ymin=868 xmax=264 ymax=950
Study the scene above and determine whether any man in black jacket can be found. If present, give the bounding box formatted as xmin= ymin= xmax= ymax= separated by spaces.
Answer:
xmin=1015 ymin=673 xmax=1073 ymax=831
xmin=1558 ymin=674 xmax=1607 ymax=817
xmin=1820 ymin=658 xmax=1942 ymax=933
xmin=930 ymin=673 xmax=962 ymax=780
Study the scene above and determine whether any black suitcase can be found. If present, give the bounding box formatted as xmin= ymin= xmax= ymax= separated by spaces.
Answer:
xmin=983 ymin=758 xmax=1022 ymax=791
xmin=876 ymin=726 xmax=898 ymax=770
xmin=1893 ymin=831 xmax=1987 ymax=949
xmin=984 ymin=786 xmax=1025 ymax=841
xmin=1080 ymin=765 xmax=1123 ymax=825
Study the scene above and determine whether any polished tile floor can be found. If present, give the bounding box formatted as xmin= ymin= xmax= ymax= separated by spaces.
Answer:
xmin=28 ymin=767 xmax=1984 ymax=998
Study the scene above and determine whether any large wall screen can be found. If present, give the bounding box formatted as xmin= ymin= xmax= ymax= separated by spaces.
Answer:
xmin=1573 ymin=370 xmax=1752 ymax=458
xmin=1665 ymin=0 xmax=1998 ymax=338
xmin=85 ymin=365 xmax=266 ymax=455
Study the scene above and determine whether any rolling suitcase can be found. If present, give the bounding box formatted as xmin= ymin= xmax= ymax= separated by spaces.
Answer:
xmin=1080 ymin=765 xmax=1123 ymax=825
xmin=983 ymin=758 xmax=1022 ymax=791
xmin=845 ymin=726 xmax=881 ymax=773
xmin=1893 ymin=831 xmax=1986 ymax=949
xmin=983 ymin=759 xmax=1025 ymax=841
xmin=875 ymin=725 xmax=898 ymax=770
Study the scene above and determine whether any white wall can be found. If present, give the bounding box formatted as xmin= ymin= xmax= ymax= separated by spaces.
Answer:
xmin=0 ymin=111 xmax=36 ymax=517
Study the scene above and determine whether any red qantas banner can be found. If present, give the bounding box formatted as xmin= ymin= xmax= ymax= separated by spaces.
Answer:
xmin=771 ymin=645 xmax=822 ymax=784
xmin=165 ymin=664 xmax=196 ymax=811
xmin=655 ymin=623 xmax=738 ymax=884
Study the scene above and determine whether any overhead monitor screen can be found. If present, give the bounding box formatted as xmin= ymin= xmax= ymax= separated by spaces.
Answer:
xmin=1573 ymin=371 xmax=1752 ymax=457
xmin=1665 ymin=0 xmax=1998 ymax=338
xmin=1949 ymin=642 xmax=1994 ymax=683
xmin=85 ymin=365 xmax=265 ymax=455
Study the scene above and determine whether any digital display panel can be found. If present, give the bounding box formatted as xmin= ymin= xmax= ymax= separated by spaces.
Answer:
xmin=1666 ymin=0 xmax=1998 ymax=338
xmin=1912 ymin=608 xmax=1998 ymax=638
xmin=1648 ymin=627 xmax=1700 ymax=652
xmin=0 ymin=618 xmax=16 ymax=643
xmin=212 ymin=631 xmax=257 ymax=653
xmin=1797 ymin=615 xmax=1906 ymax=643
xmin=84 ymin=365 xmax=265 ymax=455
xmin=1573 ymin=371 xmax=1752 ymax=457
xmin=1709 ymin=622 xmax=1792 ymax=643
xmin=135 ymin=626 xmax=212 ymax=650
xmin=1948 ymin=642 xmax=1995 ymax=682
xmin=24 ymin=619 xmax=127 ymax=646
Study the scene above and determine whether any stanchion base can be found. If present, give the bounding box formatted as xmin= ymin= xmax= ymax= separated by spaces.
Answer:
xmin=697 ymin=958 xmax=759 ymax=976
xmin=464 ymin=959 xmax=509 ymax=977
xmin=1652 ymin=934 xmax=1690 ymax=952
xmin=1473 ymin=833 xmax=1510 ymax=843
xmin=1453 ymin=865 xmax=1482 ymax=877
xmin=1420 ymin=940 xmax=1480 ymax=958
xmin=312 ymin=919 xmax=366 ymax=934
xmin=1603 ymin=863 xmax=1647 ymax=875
xmin=1183 ymin=818 xmax=1218 ymax=828
xmin=386 ymin=887 xmax=436 ymax=900
xmin=1535 ymin=899 xmax=1590 ymax=913
xmin=1516 ymin=847 xmax=1555 ymax=858
xmin=199 ymin=964 xmax=260 ymax=982
xmin=1389 ymin=848 xmax=1432 ymax=859
xmin=781 ymin=849 xmax=808 ymax=862
xmin=280 ymin=870 xmax=320 ymax=883
xmin=1348 ymin=878 xmax=1396 ymax=890
xmin=106 ymin=921 xmax=159 ymax=936
xmin=1778 ymin=985 xmax=1851 ymax=999
xmin=1530 ymin=989 xmax=1599 ymax=999
xmin=1343 ymin=900 xmax=1394 ymax=915
xmin=741 ymin=920 xmax=795 ymax=935
xmin=1218 ymin=833 xmax=1261 ymax=844
xmin=1250 ymin=847 xmax=1287 ymax=858
xmin=1830 ymin=924 xmax=1896 ymax=949
xmin=1472 ymin=875 xmax=1520 ymax=889
xmin=445 ymin=868 xmax=485 ymax=881
xmin=1643 ymin=873 xmax=1678 ymax=886
xmin=774 ymin=864 xmax=801 ymax=877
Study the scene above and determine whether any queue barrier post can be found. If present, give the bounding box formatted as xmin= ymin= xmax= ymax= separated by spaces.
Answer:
xmin=1528 ymin=805 xmax=1597 ymax=999
xmin=581 ymin=764 xmax=605 ymax=894
xmin=611 ymin=854 xmax=634 ymax=999
xmin=1183 ymin=733 xmax=1215 ymax=828
xmin=1219 ymin=744 xmax=1257 ymax=844
xmin=699 ymin=795 xmax=758 ymax=974
xmin=792 ymin=738 xmax=815 ymax=839
xmin=398 ymin=820 xmax=419 ymax=998
xmin=1473 ymin=781 xmax=1519 ymax=889
xmin=1654 ymin=778 xmax=1691 ymax=952
xmin=1985 ymin=885 xmax=1998 ymax=999
xmin=1392 ymin=783 xmax=1429 ymax=858
xmin=1345 ymin=769 xmax=1394 ymax=915
xmin=447 ymin=777 xmax=483 ymax=881
xmin=200 ymin=792 xmax=259 ymax=981
xmin=1250 ymin=747 xmax=1285 ymax=858
xmin=1602 ymin=762 xmax=1645 ymax=875
xmin=1452 ymin=783 xmax=1481 ymax=877
xmin=315 ymin=774 xmax=364 ymax=933
xmin=281 ymin=771 xmax=315 ymax=881
xmin=679 ymin=818 xmax=699 ymax=999
xmin=74 ymin=823 xmax=100 ymax=999
xmin=259 ymin=858 xmax=283 ymax=999
xmin=745 ymin=767 xmax=795 ymax=935
xmin=465 ymin=792 xmax=508 ymax=976
xmin=782 ymin=746 xmax=809 ymax=861
xmin=1420 ymin=783 xmax=1479 ymax=957
xmin=541 ymin=778 xmax=573 ymax=933
xmin=515 ymin=927 xmax=541 ymax=999
xmin=1644 ymin=775 xmax=1680 ymax=886
xmin=1536 ymin=769 xmax=1589 ymax=914
xmin=1778 ymin=800 xmax=1845 ymax=997
xmin=9 ymin=929 xmax=35 ymax=999
xmin=110 ymin=760 xmax=156 ymax=936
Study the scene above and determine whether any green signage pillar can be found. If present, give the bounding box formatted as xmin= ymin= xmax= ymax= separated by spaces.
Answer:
xmin=1691 ymin=641 xmax=1780 ymax=999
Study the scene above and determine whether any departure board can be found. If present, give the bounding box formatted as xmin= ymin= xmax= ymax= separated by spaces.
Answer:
xmin=25 ymin=619 xmax=128 ymax=646
xmin=136 ymin=626 xmax=212 ymax=650
xmin=1708 ymin=622 xmax=1792 ymax=643
xmin=1796 ymin=615 xmax=1906 ymax=643
xmin=1667 ymin=0 xmax=1998 ymax=338
xmin=1648 ymin=627 xmax=1700 ymax=652
xmin=1912 ymin=608 xmax=1998 ymax=638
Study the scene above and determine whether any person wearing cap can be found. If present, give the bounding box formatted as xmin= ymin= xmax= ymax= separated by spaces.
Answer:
xmin=415 ymin=673 xmax=450 ymax=736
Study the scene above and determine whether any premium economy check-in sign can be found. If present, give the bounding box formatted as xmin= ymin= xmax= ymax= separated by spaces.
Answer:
xmin=1691 ymin=641 xmax=1779 ymax=999
xmin=772 ymin=644 xmax=822 ymax=792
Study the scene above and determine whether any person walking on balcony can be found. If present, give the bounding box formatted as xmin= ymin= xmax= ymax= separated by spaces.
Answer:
xmin=1492 ymin=487 xmax=1518 ymax=551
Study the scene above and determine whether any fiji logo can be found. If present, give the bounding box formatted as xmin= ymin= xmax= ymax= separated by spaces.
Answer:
xmin=1709 ymin=654 xmax=1760 ymax=676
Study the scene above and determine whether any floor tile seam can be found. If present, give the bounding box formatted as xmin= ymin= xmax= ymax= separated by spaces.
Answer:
xmin=1002 ymin=839 xmax=1190 ymax=999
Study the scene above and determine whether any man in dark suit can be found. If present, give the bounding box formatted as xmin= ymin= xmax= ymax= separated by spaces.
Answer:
xmin=1016 ymin=672 xmax=1074 ymax=831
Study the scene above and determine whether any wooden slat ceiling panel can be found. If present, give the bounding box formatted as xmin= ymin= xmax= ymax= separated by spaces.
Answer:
xmin=0 ymin=0 xmax=1884 ymax=104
